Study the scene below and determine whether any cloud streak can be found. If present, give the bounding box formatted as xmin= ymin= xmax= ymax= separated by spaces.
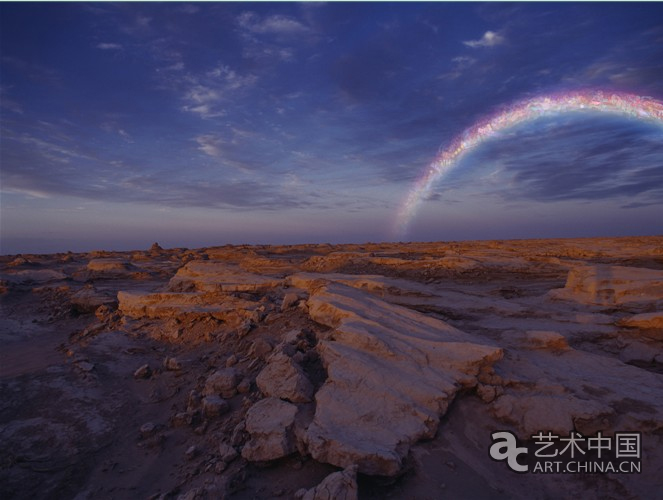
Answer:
xmin=463 ymin=31 xmax=505 ymax=48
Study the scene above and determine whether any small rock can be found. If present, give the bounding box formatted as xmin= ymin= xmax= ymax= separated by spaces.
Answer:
xmin=256 ymin=352 xmax=314 ymax=403
xmin=134 ymin=364 xmax=152 ymax=379
xmin=476 ymin=384 xmax=503 ymax=403
xmin=219 ymin=442 xmax=239 ymax=463
xmin=281 ymin=292 xmax=300 ymax=312
xmin=204 ymin=368 xmax=240 ymax=398
xmin=140 ymin=422 xmax=156 ymax=438
xmin=177 ymin=487 xmax=204 ymax=500
xmin=187 ymin=390 xmax=202 ymax=411
xmin=94 ymin=304 xmax=113 ymax=322
xmin=301 ymin=465 xmax=358 ymax=500
xmin=249 ymin=338 xmax=274 ymax=359
xmin=214 ymin=461 xmax=228 ymax=474
xmin=237 ymin=320 xmax=253 ymax=338
xmin=76 ymin=361 xmax=95 ymax=372
xmin=185 ymin=445 xmax=197 ymax=459
xmin=295 ymin=489 xmax=307 ymax=500
xmin=163 ymin=357 xmax=181 ymax=371
xmin=231 ymin=421 xmax=247 ymax=446
xmin=225 ymin=354 xmax=238 ymax=367
xmin=171 ymin=412 xmax=192 ymax=428
xmin=202 ymin=395 xmax=230 ymax=418
xmin=283 ymin=329 xmax=302 ymax=344
xmin=237 ymin=378 xmax=252 ymax=394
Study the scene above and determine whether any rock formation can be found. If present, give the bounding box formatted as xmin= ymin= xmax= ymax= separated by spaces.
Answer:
xmin=1 ymin=236 xmax=662 ymax=499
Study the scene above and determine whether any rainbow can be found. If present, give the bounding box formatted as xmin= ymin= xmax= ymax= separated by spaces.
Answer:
xmin=394 ymin=90 xmax=663 ymax=237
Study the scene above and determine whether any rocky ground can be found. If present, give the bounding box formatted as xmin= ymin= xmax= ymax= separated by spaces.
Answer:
xmin=1 ymin=237 xmax=662 ymax=499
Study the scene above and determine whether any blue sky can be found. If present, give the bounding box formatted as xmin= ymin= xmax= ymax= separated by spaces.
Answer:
xmin=1 ymin=2 xmax=662 ymax=254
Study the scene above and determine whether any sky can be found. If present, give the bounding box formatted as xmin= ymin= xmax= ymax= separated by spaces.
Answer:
xmin=1 ymin=2 xmax=663 ymax=254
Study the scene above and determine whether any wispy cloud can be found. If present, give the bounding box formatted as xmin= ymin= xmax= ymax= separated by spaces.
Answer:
xmin=195 ymin=134 xmax=224 ymax=158
xmin=0 ymin=87 xmax=23 ymax=114
xmin=178 ymin=4 xmax=200 ymax=15
xmin=463 ymin=31 xmax=505 ymax=48
xmin=237 ymin=11 xmax=310 ymax=37
xmin=96 ymin=42 xmax=123 ymax=50
xmin=181 ymin=65 xmax=257 ymax=119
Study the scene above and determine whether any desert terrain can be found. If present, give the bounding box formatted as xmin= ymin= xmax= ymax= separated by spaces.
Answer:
xmin=1 ymin=236 xmax=662 ymax=499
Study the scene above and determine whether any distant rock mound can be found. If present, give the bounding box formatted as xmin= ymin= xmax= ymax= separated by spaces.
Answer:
xmin=550 ymin=264 xmax=663 ymax=307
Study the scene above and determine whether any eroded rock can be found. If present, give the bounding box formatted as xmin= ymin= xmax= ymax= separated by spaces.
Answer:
xmin=204 ymin=368 xmax=240 ymax=398
xmin=301 ymin=282 xmax=503 ymax=476
xmin=241 ymin=397 xmax=298 ymax=462
xmin=550 ymin=264 xmax=663 ymax=306
xmin=256 ymin=352 xmax=314 ymax=403
xmin=299 ymin=464 xmax=358 ymax=500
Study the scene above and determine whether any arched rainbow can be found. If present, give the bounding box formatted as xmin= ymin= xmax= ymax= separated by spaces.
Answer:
xmin=394 ymin=90 xmax=663 ymax=237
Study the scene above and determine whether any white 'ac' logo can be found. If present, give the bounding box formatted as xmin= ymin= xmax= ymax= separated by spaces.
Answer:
xmin=490 ymin=431 xmax=528 ymax=472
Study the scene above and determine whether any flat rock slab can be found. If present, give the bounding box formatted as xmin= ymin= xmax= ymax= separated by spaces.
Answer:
xmin=550 ymin=264 xmax=663 ymax=306
xmin=302 ymin=282 xmax=502 ymax=476
xmin=117 ymin=290 xmax=257 ymax=320
xmin=169 ymin=261 xmax=283 ymax=292
xmin=1 ymin=269 xmax=68 ymax=284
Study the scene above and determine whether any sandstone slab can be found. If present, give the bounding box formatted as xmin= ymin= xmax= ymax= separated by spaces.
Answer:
xmin=549 ymin=264 xmax=663 ymax=306
xmin=168 ymin=261 xmax=282 ymax=293
xmin=301 ymin=282 xmax=502 ymax=476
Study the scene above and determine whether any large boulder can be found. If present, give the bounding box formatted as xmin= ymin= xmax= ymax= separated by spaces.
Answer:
xmin=241 ymin=397 xmax=298 ymax=462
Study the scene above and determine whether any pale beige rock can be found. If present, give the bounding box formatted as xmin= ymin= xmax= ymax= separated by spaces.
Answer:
xmin=301 ymin=465 xmax=358 ymax=500
xmin=256 ymin=352 xmax=313 ymax=403
xmin=241 ymin=397 xmax=298 ymax=462
xmin=168 ymin=261 xmax=282 ymax=293
xmin=301 ymin=282 xmax=502 ymax=476
xmin=203 ymin=368 xmax=240 ymax=398
xmin=281 ymin=292 xmax=300 ymax=311
xmin=117 ymin=290 xmax=258 ymax=324
xmin=549 ymin=264 xmax=663 ymax=306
